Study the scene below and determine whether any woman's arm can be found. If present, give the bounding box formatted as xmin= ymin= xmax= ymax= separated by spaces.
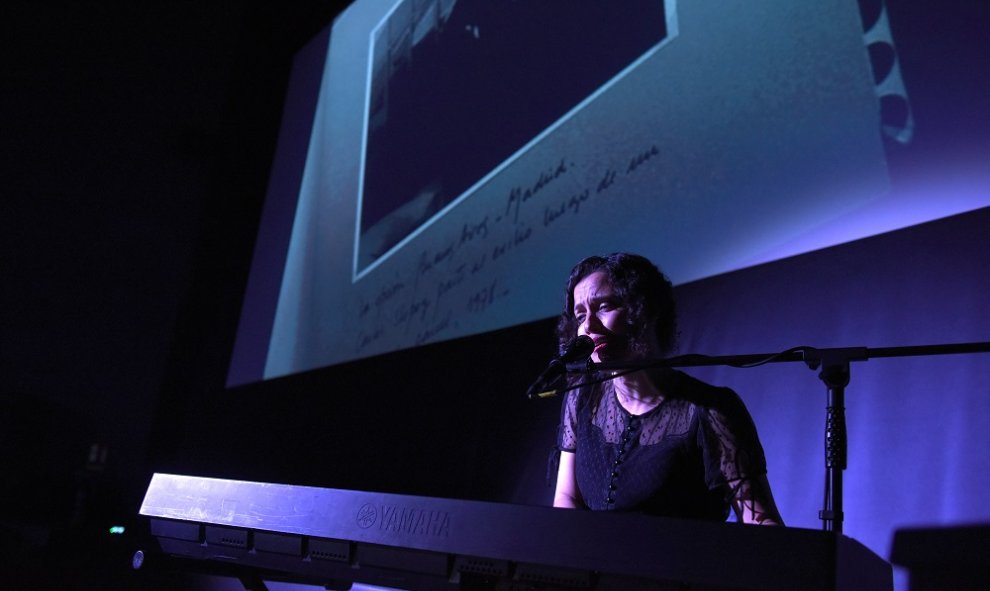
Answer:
xmin=730 ymin=474 xmax=784 ymax=525
xmin=553 ymin=450 xmax=584 ymax=509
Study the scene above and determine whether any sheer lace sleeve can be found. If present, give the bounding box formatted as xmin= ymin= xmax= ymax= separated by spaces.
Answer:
xmin=556 ymin=388 xmax=580 ymax=452
xmin=698 ymin=387 xmax=768 ymax=491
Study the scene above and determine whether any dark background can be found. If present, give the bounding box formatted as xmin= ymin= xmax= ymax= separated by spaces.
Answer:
xmin=3 ymin=2 xmax=354 ymax=587
xmin=3 ymin=2 xmax=560 ymax=587
xmin=3 ymin=1 xmax=988 ymax=590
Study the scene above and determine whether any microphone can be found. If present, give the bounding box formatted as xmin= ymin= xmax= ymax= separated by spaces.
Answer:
xmin=526 ymin=335 xmax=595 ymax=399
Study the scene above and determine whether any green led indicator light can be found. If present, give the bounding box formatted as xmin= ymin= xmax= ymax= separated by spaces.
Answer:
xmin=109 ymin=526 xmax=126 ymax=535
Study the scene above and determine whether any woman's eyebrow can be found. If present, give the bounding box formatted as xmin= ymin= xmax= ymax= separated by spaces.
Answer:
xmin=576 ymin=292 xmax=618 ymax=310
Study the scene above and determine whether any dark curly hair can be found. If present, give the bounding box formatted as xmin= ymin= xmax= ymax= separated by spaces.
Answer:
xmin=555 ymin=252 xmax=678 ymax=358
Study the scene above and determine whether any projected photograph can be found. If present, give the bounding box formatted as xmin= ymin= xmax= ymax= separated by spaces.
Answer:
xmin=243 ymin=0 xmax=917 ymax=383
xmin=357 ymin=0 xmax=669 ymax=273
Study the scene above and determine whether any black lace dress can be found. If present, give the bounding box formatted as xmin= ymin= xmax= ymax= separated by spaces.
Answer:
xmin=556 ymin=369 xmax=768 ymax=521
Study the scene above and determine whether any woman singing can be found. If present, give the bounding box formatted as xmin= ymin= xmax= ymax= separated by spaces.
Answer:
xmin=552 ymin=253 xmax=783 ymax=525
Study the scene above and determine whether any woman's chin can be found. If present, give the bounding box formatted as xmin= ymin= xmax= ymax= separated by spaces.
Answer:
xmin=595 ymin=348 xmax=631 ymax=365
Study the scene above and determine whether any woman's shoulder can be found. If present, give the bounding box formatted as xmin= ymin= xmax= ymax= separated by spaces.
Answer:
xmin=661 ymin=369 xmax=748 ymax=413
xmin=560 ymin=378 xmax=601 ymax=407
xmin=566 ymin=378 xmax=606 ymax=407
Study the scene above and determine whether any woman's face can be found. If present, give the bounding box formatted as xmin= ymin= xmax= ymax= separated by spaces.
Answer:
xmin=572 ymin=271 xmax=634 ymax=363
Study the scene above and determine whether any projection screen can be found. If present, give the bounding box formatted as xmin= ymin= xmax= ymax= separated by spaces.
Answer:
xmin=229 ymin=0 xmax=941 ymax=386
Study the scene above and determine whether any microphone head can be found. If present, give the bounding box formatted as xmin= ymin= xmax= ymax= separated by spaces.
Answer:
xmin=559 ymin=335 xmax=595 ymax=363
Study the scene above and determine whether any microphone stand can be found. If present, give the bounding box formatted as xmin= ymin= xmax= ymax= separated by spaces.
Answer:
xmin=567 ymin=341 xmax=990 ymax=535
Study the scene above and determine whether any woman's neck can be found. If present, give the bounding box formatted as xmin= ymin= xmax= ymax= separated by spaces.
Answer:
xmin=612 ymin=369 xmax=664 ymax=414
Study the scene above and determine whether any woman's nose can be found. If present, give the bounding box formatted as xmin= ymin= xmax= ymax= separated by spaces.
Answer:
xmin=581 ymin=314 xmax=601 ymax=334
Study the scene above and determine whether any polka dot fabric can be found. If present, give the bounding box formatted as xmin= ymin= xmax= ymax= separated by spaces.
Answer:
xmin=557 ymin=369 xmax=768 ymax=519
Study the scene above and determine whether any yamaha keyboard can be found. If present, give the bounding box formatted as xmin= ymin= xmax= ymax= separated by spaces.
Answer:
xmin=139 ymin=473 xmax=892 ymax=590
